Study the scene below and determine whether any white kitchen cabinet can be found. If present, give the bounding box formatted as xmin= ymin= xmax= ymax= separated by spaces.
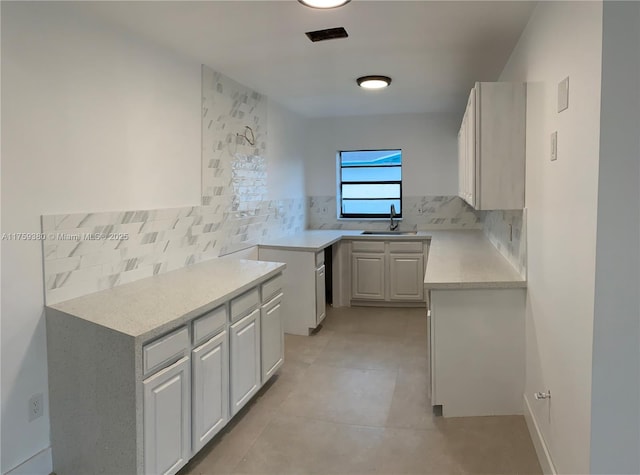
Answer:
xmin=430 ymin=288 xmax=525 ymax=417
xmin=389 ymin=253 xmax=424 ymax=301
xmin=315 ymin=264 xmax=327 ymax=324
xmin=143 ymin=356 xmax=191 ymax=475
xmin=258 ymin=247 xmax=329 ymax=335
xmin=465 ymin=88 xmax=477 ymax=207
xmin=46 ymin=261 xmax=285 ymax=475
xmin=458 ymin=82 xmax=525 ymax=210
xmin=351 ymin=252 xmax=386 ymax=300
xmin=426 ymin=307 xmax=433 ymax=403
xmin=350 ymin=240 xmax=428 ymax=305
xmin=229 ymin=308 xmax=261 ymax=416
xmin=457 ymin=120 xmax=467 ymax=203
xmin=191 ymin=330 xmax=228 ymax=454
xmin=261 ymin=293 xmax=284 ymax=382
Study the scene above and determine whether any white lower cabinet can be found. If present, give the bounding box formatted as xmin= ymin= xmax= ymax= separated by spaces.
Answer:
xmin=389 ymin=253 xmax=424 ymax=301
xmin=261 ymin=293 xmax=284 ymax=382
xmin=351 ymin=240 xmax=427 ymax=304
xmin=315 ymin=265 xmax=326 ymax=324
xmin=191 ymin=330 xmax=228 ymax=453
xmin=351 ymin=252 xmax=386 ymax=300
xmin=47 ymin=263 xmax=285 ymax=475
xmin=143 ymin=356 xmax=191 ymax=475
xmin=257 ymin=247 xmax=327 ymax=336
xmin=429 ymin=288 xmax=525 ymax=417
xmin=230 ymin=308 xmax=261 ymax=416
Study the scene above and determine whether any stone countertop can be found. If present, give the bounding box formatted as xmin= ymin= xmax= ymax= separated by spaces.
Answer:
xmin=424 ymin=230 xmax=526 ymax=290
xmin=258 ymin=229 xmax=430 ymax=252
xmin=47 ymin=258 xmax=285 ymax=341
xmin=259 ymin=229 xmax=524 ymax=289
xmin=258 ymin=230 xmax=359 ymax=252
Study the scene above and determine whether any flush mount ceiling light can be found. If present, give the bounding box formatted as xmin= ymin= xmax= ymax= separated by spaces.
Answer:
xmin=298 ymin=0 xmax=351 ymax=9
xmin=357 ymin=76 xmax=392 ymax=90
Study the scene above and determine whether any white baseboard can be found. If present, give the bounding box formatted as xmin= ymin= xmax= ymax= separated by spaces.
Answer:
xmin=4 ymin=447 xmax=52 ymax=475
xmin=524 ymin=394 xmax=557 ymax=475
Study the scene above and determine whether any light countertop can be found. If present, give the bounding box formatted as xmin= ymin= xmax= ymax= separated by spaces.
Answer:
xmin=259 ymin=229 xmax=430 ymax=252
xmin=260 ymin=229 xmax=525 ymax=290
xmin=424 ymin=230 xmax=526 ymax=289
xmin=259 ymin=230 xmax=360 ymax=252
xmin=47 ymin=229 xmax=525 ymax=341
xmin=48 ymin=258 xmax=285 ymax=341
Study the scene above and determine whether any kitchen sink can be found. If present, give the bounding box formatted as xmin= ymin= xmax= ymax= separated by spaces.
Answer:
xmin=360 ymin=231 xmax=418 ymax=236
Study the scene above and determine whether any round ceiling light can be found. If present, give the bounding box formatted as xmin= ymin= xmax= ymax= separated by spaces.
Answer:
xmin=298 ymin=0 xmax=351 ymax=9
xmin=357 ymin=76 xmax=392 ymax=90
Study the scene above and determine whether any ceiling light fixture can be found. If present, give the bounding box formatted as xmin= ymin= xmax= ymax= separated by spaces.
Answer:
xmin=298 ymin=0 xmax=351 ymax=9
xmin=357 ymin=76 xmax=392 ymax=90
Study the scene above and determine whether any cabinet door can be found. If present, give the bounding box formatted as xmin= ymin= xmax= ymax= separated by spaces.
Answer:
xmin=261 ymin=293 xmax=284 ymax=383
xmin=352 ymin=252 xmax=386 ymax=300
xmin=466 ymin=87 xmax=477 ymax=207
xmin=427 ymin=308 xmax=434 ymax=404
xmin=192 ymin=330 xmax=228 ymax=454
xmin=229 ymin=308 xmax=261 ymax=416
xmin=458 ymin=124 xmax=466 ymax=201
xmin=144 ymin=356 xmax=191 ymax=475
xmin=315 ymin=265 xmax=326 ymax=324
xmin=389 ymin=253 xmax=425 ymax=301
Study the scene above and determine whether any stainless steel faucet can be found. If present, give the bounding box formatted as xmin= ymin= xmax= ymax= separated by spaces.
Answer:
xmin=389 ymin=204 xmax=399 ymax=231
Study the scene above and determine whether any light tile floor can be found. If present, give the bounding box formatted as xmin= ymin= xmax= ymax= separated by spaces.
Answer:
xmin=179 ymin=306 xmax=542 ymax=475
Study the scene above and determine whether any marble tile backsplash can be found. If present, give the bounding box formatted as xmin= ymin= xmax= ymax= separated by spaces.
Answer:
xmin=42 ymin=66 xmax=305 ymax=305
xmin=482 ymin=209 xmax=527 ymax=277
xmin=42 ymin=199 xmax=305 ymax=304
xmin=202 ymin=66 xmax=268 ymax=209
xmin=307 ymin=195 xmax=483 ymax=231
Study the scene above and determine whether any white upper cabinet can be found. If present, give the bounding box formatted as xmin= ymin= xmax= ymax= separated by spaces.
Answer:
xmin=458 ymin=82 xmax=526 ymax=210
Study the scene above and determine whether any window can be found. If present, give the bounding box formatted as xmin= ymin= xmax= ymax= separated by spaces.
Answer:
xmin=339 ymin=149 xmax=402 ymax=218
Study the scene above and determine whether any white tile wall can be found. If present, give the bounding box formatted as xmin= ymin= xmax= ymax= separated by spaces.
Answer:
xmin=482 ymin=209 xmax=527 ymax=277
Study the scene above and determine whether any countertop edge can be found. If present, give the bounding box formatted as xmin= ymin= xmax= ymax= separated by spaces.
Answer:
xmin=258 ymin=236 xmax=343 ymax=252
xmin=258 ymin=232 xmax=431 ymax=252
xmin=339 ymin=234 xmax=431 ymax=241
xmin=424 ymin=280 xmax=527 ymax=290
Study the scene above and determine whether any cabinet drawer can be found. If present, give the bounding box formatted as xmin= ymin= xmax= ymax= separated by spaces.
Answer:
xmin=230 ymin=287 xmax=260 ymax=323
xmin=315 ymin=251 xmax=325 ymax=267
xmin=143 ymin=326 xmax=189 ymax=376
xmin=351 ymin=240 xmax=385 ymax=253
xmin=389 ymin=241 xmax=423 ymax=253
xmin=261 ymin=274 xmax=283 ymax=303
xmin=193 ymin=305 xmax=227 ymax=346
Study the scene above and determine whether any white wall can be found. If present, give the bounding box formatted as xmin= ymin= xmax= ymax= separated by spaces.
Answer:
xmin=304 ymin=113 xmax=458 ymax=197
xmin=590 ymin=2 xmax=640 ymax=473
xmin=498 ymin=2 xmax=603 ymax=473
xmin=1 ymin=2 xmax=201 ymax=472
xmin=267 ymin=100 xmax=307 ymax=201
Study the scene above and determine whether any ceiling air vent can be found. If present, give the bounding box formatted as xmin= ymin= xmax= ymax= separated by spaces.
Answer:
xmin=305 ymin=27 xmax=349 ymax=42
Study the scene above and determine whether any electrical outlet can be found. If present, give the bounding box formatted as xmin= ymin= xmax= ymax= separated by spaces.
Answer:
xmin=28 ymin=393 xmax=44 ymax=421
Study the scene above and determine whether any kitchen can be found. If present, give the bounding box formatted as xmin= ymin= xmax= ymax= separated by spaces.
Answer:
xmin=2 ymin=1 xmax=639 ymax=475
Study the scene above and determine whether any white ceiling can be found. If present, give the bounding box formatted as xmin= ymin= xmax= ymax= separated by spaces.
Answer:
xmin=77 ymin=1 xmax=536 ymax=118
